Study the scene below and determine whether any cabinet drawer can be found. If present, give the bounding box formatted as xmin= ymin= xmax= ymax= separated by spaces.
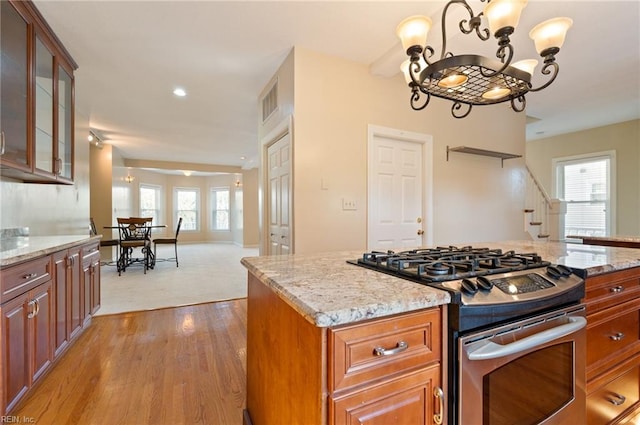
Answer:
xmin=587 ymin=364 xmax=640 ymax=425
xmin=1 ymin=256 xmax=51 ymax=303
xmin=585 ymin=268 xmax=640 ymax=314
xmin=587 ymin=309 xmax=640 ymax=367
xmin=329 ymin=308 xmax=441 ymax=392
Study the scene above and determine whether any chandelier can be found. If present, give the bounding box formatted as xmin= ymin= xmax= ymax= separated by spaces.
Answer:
xmin=397 ymin=0 xmax=572 ymax=118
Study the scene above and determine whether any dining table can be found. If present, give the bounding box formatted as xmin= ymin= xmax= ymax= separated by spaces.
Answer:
xmin=104 ymin=220 xmax=167 ymax=273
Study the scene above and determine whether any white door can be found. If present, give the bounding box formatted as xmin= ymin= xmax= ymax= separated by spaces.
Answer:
xmin=267 ymin=133 xmax=291 ymax=255
xmin=368 ymin=128 xmax=431 ymax=250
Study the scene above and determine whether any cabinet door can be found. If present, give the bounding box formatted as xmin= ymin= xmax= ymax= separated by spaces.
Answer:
xmin=68 ymin=248 xmax=82 ymax=340
xmin=82 ymin=262 xmax=91 ymax=325
xmin=1 ymin=293 xmax=29 ymax=413
xmin=331 ymin=366 xmax=442 ymax=425
xmin=56 ymin=64 xmax=74 ymax=181
xmin=30 ymin=280 xmax=53 ymax=383
xmin=0 ymin=0 xmax=30 ymax=170
xmin=33 ymin=32 xmax=55 ymax=177
xmin=90 ymin=257 xmax=101 ymax=315
xmin=52 ymin=251 xmax=69 ymax=357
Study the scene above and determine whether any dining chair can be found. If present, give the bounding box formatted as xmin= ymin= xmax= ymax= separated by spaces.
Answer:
xmin=116 ymin=217 xmax=153 ymax=275
xmin=153 ymin=217 xmax=182 ymax=267
xmin=90 ymin=217 xmax=119 ymax=264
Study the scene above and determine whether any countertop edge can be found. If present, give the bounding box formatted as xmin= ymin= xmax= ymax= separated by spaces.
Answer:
xmin=242 ymin=257 xmax=451 ymax=328
xmin=1 ymin=235 xmax=102 ymax=267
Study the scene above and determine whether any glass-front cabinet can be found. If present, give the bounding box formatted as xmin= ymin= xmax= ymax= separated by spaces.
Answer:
xmin=0 ymin=0 xmax=30 ymax=170
xmin=0 ymin=0 xmax=77 ymax=184
xmin=34 ymin=35 xmax=55 ymax=176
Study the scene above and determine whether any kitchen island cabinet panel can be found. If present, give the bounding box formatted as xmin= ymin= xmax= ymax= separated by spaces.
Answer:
xmin=586 ymin=267 xmax=640 ymax=424
xmin=245 ymin=271 xmax=444 ymax=425
xmin=330 ymin=366 xmax=440 ymax=425
xmin=246 ymin=272 xmax=325 ymax=425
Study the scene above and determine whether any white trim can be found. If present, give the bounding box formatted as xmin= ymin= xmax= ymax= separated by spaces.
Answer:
xmin=259 ymin=115 xmax=294 ymax=255
xmin=367 ymin=124 xmax=434 ymax=248
xmin=552 ymin=150 xmax=617 ymax=236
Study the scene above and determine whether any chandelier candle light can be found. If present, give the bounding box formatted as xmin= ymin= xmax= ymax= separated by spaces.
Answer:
xmin=397 ymin=0 xmax=572 ymax=118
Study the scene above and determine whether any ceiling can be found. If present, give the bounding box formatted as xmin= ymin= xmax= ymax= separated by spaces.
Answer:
xmin=33 ymin=1 xmax=640 ymax=170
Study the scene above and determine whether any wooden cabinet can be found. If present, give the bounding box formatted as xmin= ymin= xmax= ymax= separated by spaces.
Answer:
xmin=82 ymin=242 xmax=101 ymax=322
xmin=585 ymin=267 xmax=640 ymax=424
xmin=329 ymin=309 xmax=443 ymax=425
xmin=0 ymin=259 xmax=54 ymax=414
xmin=0 ymin=0 xmax=77 ymax=183
xmin=52 ymin=246 xmax=82 ymax=356
xmin=245 ymin=273 xmax=445 ymax=425
xmin=0 ymin=239 xmax=100 ymax=415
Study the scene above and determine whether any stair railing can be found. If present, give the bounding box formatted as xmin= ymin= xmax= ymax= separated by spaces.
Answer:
xmin=525 ymin=165 xmax=552 ymax=240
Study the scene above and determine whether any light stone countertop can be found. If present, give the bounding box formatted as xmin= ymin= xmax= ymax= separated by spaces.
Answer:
xmin=0 ymin=235 xmax=102 ymax=267
xmin=241 ymin=240 xmax=640 ymax=328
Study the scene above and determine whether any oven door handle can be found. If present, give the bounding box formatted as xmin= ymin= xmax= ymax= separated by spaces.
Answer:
xmin=467 ymin=316 xmax=586 ymax=361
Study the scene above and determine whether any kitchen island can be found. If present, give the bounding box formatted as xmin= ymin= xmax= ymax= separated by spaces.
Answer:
xmin=241 ymin=241 xmax=640 ymax=425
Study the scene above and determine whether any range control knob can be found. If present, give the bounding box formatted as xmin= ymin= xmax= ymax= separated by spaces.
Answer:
xmin=461 ymin=278 xmax=478 ymax=296
xmin=556 ymin=264 xmax=573 ymax=276
xmin=476 ymin=276 xmax=493 ymax=291
xmin=546 ymin=266 xmax=563 ymax=280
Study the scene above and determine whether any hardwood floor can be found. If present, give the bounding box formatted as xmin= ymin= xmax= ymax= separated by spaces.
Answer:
xmin=13 ymin=300 xmax=247 ymax=425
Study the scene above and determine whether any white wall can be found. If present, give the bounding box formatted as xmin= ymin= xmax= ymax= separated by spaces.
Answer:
xmin=1 ymin=111 xmax=91 ymax=236
xmin=258 ymin=46 xmax=529 ymax=255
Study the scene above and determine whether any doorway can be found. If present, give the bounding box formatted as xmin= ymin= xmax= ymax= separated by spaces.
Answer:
xmin=367 ymin=125 xmax=433 ymax=250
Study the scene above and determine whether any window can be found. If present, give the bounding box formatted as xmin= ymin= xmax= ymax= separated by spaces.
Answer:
xmin=554 ymin=152 xmax=616 ymax=238
xmin=210 ymin=187 xmax=230 ymax=231
xmin=139 ymin=184 xmax=162 ymax=224
xmin=174 ymin=187 xmax=199 ymax=231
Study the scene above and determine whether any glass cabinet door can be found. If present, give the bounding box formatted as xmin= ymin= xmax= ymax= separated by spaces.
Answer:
xmin=0 ymin=1 xmax=29 ymax=167
xmin=57 ymin=65 xmax=73 ymax=180
xmin=34 ymin=35 xmax=55 ymax=175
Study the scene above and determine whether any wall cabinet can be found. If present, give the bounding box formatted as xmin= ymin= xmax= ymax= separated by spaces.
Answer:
xmin=585 ymin=267 xmax=640 ymax=424
xmin=0 ymin=0 xmax=77 ymax=184
xmin=0 ymin=257 xmax=54 ymax=413
xmin=0 ymin=239 xmax=100 ymax=415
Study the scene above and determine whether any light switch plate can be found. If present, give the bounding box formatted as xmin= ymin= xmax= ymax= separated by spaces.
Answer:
xmin=342 ymin=198 xmax=357 ymax=210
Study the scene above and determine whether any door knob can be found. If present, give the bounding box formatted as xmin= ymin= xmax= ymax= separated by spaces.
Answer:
xmin=417 ymin=229 xmax=424 ymax=235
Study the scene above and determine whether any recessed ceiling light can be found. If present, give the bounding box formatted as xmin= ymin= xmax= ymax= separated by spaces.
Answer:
xmin=173 ymin=88 xmax=186 ymax=97
xmin=240 ymin=156 xmax=246 ymax=160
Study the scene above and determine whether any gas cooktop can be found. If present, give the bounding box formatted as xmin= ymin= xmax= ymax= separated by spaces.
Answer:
xmin=350 ymin=246 xmax=554 ymax=283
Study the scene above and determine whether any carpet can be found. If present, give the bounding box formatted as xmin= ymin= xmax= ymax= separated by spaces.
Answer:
xmin=95 ymin=242 xmax=258 ymax=316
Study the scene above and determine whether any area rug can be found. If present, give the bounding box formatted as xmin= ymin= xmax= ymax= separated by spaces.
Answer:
xmin=95 ymin=242 xmax=258 ymax=315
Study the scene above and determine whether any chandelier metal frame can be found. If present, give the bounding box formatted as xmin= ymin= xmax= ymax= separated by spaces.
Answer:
xmin=401 ymin=0 xmax=567 ymax=118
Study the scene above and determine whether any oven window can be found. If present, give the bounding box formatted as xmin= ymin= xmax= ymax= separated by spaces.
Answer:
xmin=482 ymin=342 xmax=574 ymax=425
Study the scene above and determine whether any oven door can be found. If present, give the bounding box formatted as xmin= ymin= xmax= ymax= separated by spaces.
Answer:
xmin=458 ymin=305 xmax=586 ymax=425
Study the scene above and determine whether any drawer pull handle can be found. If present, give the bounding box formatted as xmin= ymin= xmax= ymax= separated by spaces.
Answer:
xmin=373 ymin=341 xmax=408 ymax=357
xmin=433 ymin=386 xmax=444 ymax=425
xmin=27 ymin=300 xmax=36 ymax=319
xmin=608 ymin=393 xmax=626 ymax=406
xmin=22 ymin=273 xmax=37 ymax=280
xmin=610 ymin=286 xmax=624 ymax=293
xmin=610 ymin=332 xmax=625 ymax=341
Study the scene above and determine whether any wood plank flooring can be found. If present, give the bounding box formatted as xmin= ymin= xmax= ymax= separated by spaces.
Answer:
xmin=13 ymin=300 xmax=247 ymax=425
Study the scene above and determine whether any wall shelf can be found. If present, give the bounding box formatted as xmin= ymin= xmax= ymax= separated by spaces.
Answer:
xmin=446 ymin=145 xmax=522 ymax=168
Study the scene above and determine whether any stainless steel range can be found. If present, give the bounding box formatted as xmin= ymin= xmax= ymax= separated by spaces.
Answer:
xmin=349 ymin=246 xmax=586 ymax=425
